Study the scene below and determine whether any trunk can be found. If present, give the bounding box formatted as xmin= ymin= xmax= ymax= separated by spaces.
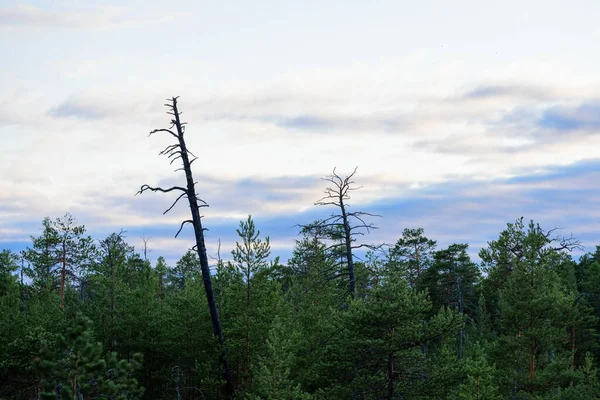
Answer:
xmin=244 ymin=317 xmax=250 ymax=390
xmin=110 ymin=257 xmax=115 ymax=352
xmin=158 ymin=274 xmax=163 ymax=300
xmin=172 ymin=99 xmax=234 ymax=397
xmin=60 ymin=242 xmax=66 ymax=310
xmin=34 ymin=378 xmax=40 ymax=400
xmin=244 ymin=276 xmax=251 ymax=390
xmin=529 ymin=337 xmax=535 ymax=393
xmin=72 ymin=351 xmax=78 ymax=400
xmin=387 ymin=327 xmax=395 ymax=399
xmin=529 ymin=267 xmax=535 ymax=394
xmin=457 ymin=277 xmax=463 ymax=361
xmin=339 ymin=196 xmax=355 ymax=299
xmin=570 ymin=326 xmax=576 ymax=387
xmin=415 ymin=244 xmax=420 ymax=284
xmin=386 ymin=353 xmax=395 ymax=400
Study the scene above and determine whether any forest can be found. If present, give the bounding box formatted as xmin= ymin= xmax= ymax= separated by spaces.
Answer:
xmin=2 ymin=99 xmax=600 ymax=400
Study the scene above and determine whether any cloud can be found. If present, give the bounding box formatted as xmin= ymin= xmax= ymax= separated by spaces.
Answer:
xmin=538 ymin=101 xmax=600 ymax=132
xmin=0 ymin=4 xmax=175 ymax=30
xmin=49 ymin=100 xmax=108 ymax=120
xmin=276 ymin=115 xmax=333 ymax=131
xmin=461 ymin=83 xmax=555 ymax=101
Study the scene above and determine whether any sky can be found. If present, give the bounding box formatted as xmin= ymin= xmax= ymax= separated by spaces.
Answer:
xmin=1 ymin=0 xmax=599 ymax=267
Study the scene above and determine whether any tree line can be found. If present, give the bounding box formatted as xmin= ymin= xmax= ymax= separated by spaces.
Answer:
xmin=3 ymin=213 xmax=600 ymax=399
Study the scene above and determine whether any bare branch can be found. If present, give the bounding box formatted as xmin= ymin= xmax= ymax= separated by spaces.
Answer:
xmin=543 ymin=227 xmax=561 ymax=239
xmin=175 ymin=220 xmax=194 ymax=238
xmin=347 ymin=211 xmax=382 ymax=218
xmin=352 ymin=243 xmax=384 ymax=251
xmin=149 ymin=128 xmax=178 ymax=139
xmin=551 ymin=233 xmax=583 ymax=252
xmin=136 ymin=185 xmax=187 ymax=196
xmin=187 ymin=149 xmax=197 ymax=158
xmin=163 ymin=192 xmax=187 ymax=215
xmin=196 ymin=197 xmax=209 ymax=207
xmin=159 ymin=144 xmax=180 ymax=156
xmin=169 ymin=157 xmax=182 ymax=166
xmin=542 ymin=227 xmax=584 ymax=252
xmin=314 ymin=200 xmax=340 ymax=207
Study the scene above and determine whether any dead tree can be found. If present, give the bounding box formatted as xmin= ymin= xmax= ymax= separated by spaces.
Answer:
xmin=136 ymin=96 xmax=233 ymax=397
xmin=303 ymin=167 xmax=381 ymax=299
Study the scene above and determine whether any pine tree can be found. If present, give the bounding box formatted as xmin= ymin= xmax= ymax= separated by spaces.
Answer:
xmin=422 ymin=243 xmax=481 ymax=360
xmin=22 ymin=217 xmax=61 ymax=293
xmin=247 ymin=316 xmax=312 ymax=400
xmin=22 ymin=214 xmax=95 ymax=310
xmin=155 ymin=256 xmax=168 ymax=300
xmin=392 ymin=228 xmax=437 ymax=288
xmin=168 ymin=250 xmax=201 ymax=290
xmin=86 ymin=232 xmax=133 ymax=353
xmin=489 ymin=221 xmax=580 ymax=397
xmin=278 ymin=231 xmax=347 ymax=394
xmin=0 ymin=250 xmax=30 ymax=398
xmin=35 ymin=312 xmax=144 ymax=399
xmin=457 ymin=342 xmax=502 ymax=399
xmin=316 ymin=272 xmax=463 ymax=399
xmin=221 ymin=215 xmax=279 ymax=396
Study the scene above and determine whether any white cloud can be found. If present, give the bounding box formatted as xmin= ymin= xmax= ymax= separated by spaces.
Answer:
xmin=1 ymin=0 xmax=600 ymax=264
xmin=0 ymin=3 xmax=176 ymax=30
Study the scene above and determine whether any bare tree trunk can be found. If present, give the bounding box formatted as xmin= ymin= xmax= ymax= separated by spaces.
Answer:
xmin=138 ymin=97 xmax=234 ymax=397
xmin=308 ymin=167 xmax=381 ymax=299
xmin=339 ymin=196 xmax=356 ymax=298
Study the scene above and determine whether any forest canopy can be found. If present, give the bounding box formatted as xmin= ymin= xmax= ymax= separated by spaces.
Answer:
xmin=2 ymin=211 xmax=600 ymax=399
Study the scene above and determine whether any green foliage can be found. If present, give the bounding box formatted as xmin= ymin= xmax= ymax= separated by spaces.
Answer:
xmin=484 ymin=220 xmax=580 ymax=397
xmin=391 ymin=227 xmax=437 ymax=287
xmin=22 ymin=217 xmax=61 ymax=292
xmin=247 ymin=316 xmax=312 ymax=400
xmin=457 ymin=342 xmax=502 ymax=399
xmin=423 ymin=243 xmax=481 ymax=314
xmin=35 ymin=312 xmax=143 ymax=399
xmin=168 ymin=250 xmax=201 ymax=289
xmin=22 ymin=214 xmax=95 ymax=309
xmin=219 ymin=215 xmax=282 ymax=397
xmin=2 ymin=214 xmax=600 ymax=399
xmin=232 ymin=215 xmax=272 ymax=282
xmin=316 ymin=273 xmax=463 ymax=399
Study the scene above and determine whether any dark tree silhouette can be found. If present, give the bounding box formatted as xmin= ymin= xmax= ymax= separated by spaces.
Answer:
xmin=136 ymin=96 xmax=233 ymax=397
xmin=303 ymin=167 xmax=381 ymax=298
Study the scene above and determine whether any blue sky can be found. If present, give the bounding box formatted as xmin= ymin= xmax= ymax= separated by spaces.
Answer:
xmin=1 ymin=0 xmax=599 ymax=267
